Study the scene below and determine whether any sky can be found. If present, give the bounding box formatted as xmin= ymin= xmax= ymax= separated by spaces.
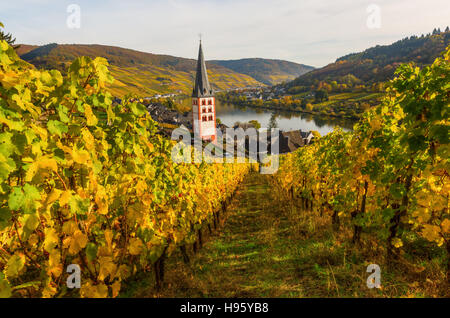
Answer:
xmin=1 ymin=0 xmax=449 ymax=67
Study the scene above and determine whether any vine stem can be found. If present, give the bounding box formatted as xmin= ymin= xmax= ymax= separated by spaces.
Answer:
xmin=12 ymin=219 xmax=41 ymax=269
xmin=54 ymin=170 xmax=68 ymax=191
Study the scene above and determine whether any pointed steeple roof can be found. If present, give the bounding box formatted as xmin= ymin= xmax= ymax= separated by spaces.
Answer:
xmin=192 ymin=41 xmax=213 ymax=98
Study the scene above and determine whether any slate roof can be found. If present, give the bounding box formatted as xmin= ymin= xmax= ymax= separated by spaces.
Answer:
xmin=280 ymin=130 xmax=305 ymax=153
xmin=192 ymin=42 xmax=214 ymax=98
xmin=300 ymin=131 xmax=310 ymax=139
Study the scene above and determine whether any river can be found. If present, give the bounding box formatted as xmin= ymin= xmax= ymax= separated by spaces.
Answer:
xmin=215 ymin=101 xmax=355 ymax=136
xmin=177 ymin=98 xmax=356 ymax=136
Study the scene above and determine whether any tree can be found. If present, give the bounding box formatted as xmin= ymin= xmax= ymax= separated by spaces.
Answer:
xmin=164 ymin=98 xmax=175 ymax=110
xmin=372 ymin=82 xmax=384 ymax=92
xmin=301 ymin=98 xmax=307 ymax=109
xmin=268 ymin=113 xmax=278 ymax=129
xmin=310 ymin=130 xmax=321 ymax=139
xmin=445 ymin=26 xmax=449 ymax=32
xmin=249 ymin=120 xmax=261 ymax=130
xmin=0 ymin=22 xmax=20 ymax=50
xmin=233 ymin=121 xmax=242 ymax=128
xmin=322 ymin=82 xmax=332 ymax=92
xmin=254 ymin=99 xmax=264 ymax=107
xmin=314 ymin=89 xmax=329 ymax=103
xmin=330 ymin=81 xmax=338 ymax=92
xmin=360 ymin=102 xmax=370 ymax=111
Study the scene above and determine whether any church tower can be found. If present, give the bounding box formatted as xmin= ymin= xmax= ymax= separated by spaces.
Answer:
xmin=192 ymin=41 xmax=216 ymax=142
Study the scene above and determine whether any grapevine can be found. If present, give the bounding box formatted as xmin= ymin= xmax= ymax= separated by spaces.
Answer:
xmin=0 ymin=39 xmax=251 ymax=297
xmin=274 ymin=46 xmax=449 ymax=276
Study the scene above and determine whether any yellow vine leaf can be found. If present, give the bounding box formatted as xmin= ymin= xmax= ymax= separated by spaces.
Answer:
xmin=56 ymin=141 xmax=72 ymax=154
xmin=25 ymin=213 xmax=40 ymax=231
xmin=62 ymin=220 xmax=77 ymax=235
xmin=72 ymin=148 xmax=90 ymax=165
xmin=39 ymin=158 xmax=58 ymax=172
xmin=95 ymin=186 xmax=108 ymax=215
xmin=42 ymin=282 xmax=58 ymax=298
xmin=59 ymin=190 xmax=72 ymax=206
xmin=84 ymin=104 xmax=98 ymax=126
xmin=0 ymin=277 xmax=12 ymax=298
xmin=81 ymin=128 xmax=95 ymax=151
xmin=68 ymin=230 xmax=88 ymax=255
xmin=28 ymin=234 xmax=39 ymax=246
xmin=43 ymin=228 xmax=59 ymax=252
xmin=104 ymin=229 xmax=113 ymax=248
xmin=25 ymin=157 xmax=58 ymax=182
xmin=111 ymin=281 xmax=121 ymax=298
xmin=81 ymin=282 xmax=108 ymax=298
xmin=441 ymin=219 xmax=450 ymax=234
xmin=421 ymin=225 xmax=441 ymax=243
xmin=5 ymin=254 xmax=26 ymax=278
xmin=46 ymin=188 xmax=62 ymax=205
xmin=136 ymin=180 xmax=147 ymax=196
xmin=141 ymin=193 xmax=153 ymax=206
xmin=98 ymin=256 xmax=117 ymax=281
xmin=116 ymin=264 xmax=131 ymax=280
xmin=128 ymin=237 xmax=144 ymax=255
xmin=47 ymin=250 xmax=62 ymax=278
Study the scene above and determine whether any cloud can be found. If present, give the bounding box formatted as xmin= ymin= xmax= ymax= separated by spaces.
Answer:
xmin=2 ymin=0 xmax=449 ymax=66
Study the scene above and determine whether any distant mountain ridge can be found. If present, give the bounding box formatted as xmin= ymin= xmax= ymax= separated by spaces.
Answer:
xmin=15 ymin=44 xmax=38 ymax=56
xmin=18 ymin=43 xmax=264 ymax=97
xmin=18 ymin=43 xmax=313 ymax=97
xmin=285 ymin=29 xmax=450 ymax=90
xmin=210 ymin=58 xmax=314 ymax=85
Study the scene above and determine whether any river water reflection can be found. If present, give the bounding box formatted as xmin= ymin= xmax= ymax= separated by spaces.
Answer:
xmin=215 ymin=101 xmax=355 ymax=136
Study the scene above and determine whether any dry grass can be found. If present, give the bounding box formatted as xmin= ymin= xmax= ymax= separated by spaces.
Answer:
xmin=280 ymin=195 xmax=448 ymax=298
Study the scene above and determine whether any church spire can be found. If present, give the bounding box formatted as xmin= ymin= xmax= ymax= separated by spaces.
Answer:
xmin=192 ymin=41 xmax=213 ymax=98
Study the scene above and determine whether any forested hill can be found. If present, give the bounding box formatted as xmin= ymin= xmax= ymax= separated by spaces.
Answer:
xmin=18 ymin=43 xmax=263 ymax=97
xmin=15 ymin=44 xmax=38 ymax=55
xmin=284 ymin=28 xmax=450 ymax=91
xmin=209 ymin=58 xmax=314 ymax=85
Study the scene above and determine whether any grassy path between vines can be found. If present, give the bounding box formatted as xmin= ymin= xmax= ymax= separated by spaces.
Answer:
xmin=130 ymin=172 xmax=341 ymax=297
xmin=128 ymin=171 xmax=447 ymax=298
xmin=137 ymin=171 xmax=308 ymax=297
